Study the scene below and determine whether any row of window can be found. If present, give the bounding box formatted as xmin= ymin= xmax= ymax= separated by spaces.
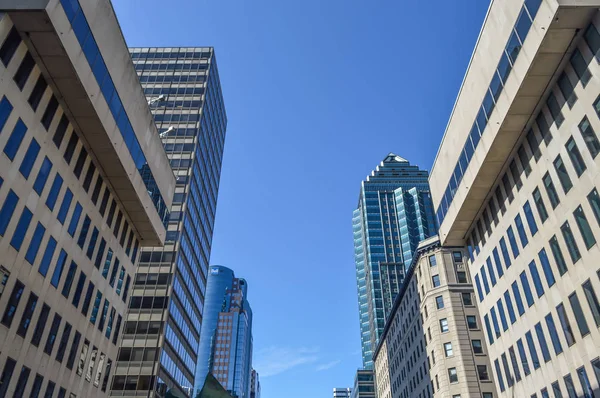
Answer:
xmin=58 ymin=0 xmax=170 ymax=224
xmin=130 ymin=50 xmax=212 ymax=60
xmin=490 ymin=278 xmax=600 ymax=394
xmin=436 ymin=0 xmax=546 ymax=226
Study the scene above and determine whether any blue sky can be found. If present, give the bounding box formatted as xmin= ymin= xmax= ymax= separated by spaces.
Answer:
xmin=112 ymin=1 xmax=489 ymax=396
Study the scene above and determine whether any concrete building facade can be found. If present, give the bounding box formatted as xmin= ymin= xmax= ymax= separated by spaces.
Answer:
xmin=373 ymin=237 xmax=496 ymax=398
xmin=0 ymin=0 xmax=175 ymax=397
xmin=431 ymin=0 xmax=600 ymax=396
xmin=112 ymin=47 xmax=226 ymax=398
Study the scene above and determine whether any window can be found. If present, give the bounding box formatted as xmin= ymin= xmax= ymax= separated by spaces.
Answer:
xmin=578 ymin=116 xmax=600 ymax=158
xmin=545 ymin=313 xmax=563 ymax=355
xmin=496 ymin=186 xmax=507 ymax=215
xmin=91 ymin=176 xmax=103 ymax=204
xmin=77 ymin=215 xmax=91 ymax=249
xmin=19 ymin=138 xmax=40 ymax=179
xmin=44 ymin=381 xmax=56 ymax=398
xmin=25 ymin=222 xmax=45 ymax=265
xmin=432 ymin=274 xmax=440 ymax=288
xmin=490 ymin=307 xmax=501 ymax=338
xmin=556 ymin=303 xmax=576 ymax=347
xmin=535 ymin=322 xmax=552 ymax=363
xmin=0 ymin=26 xmax=21 ymax=65
xmin=481 ymin=266 xmax=490 ymax=294
xmin=77 ymin=339 xmax=90 ymax=376
xmin=507 ymin=226 xmax=520 ymax=258
xmin=527 ymin=129 xmax=541 ymax=160
xmin=63 ymin=132 xmax=78 ymax=164
xmin=50 ymin=249 xmax=68 ymax=288
xmin=73 ymin=147 xmax=87 ymax=178
xmin=497 ymin=298 xmax=509 ymax=331
xmin=477 ymin=365 xmax=489 ymax=381
xmin=547 ymin=92 xmax=564 ymax=128
xmin=109 ymin=257 xmax=120 ymax=287
xmin=549 ymin=235 xmax=568 ymax=276
xmin=82 ymin=163 xmax=95 ymax=192
xmin=588 ymin=188 xmax=600 ymax=227
xmin=429 ymin=255 xmax=437 ymax=267
xmin=528 ymin=261 xmax=544 ymax=299
xmin=554 ymin=155 xmax=573 ymax=193
xmin=533 ymin=188 xmax=548 ymax=223
xmin=562 ymin=221 xmax=581 ymax=262
xmin=10 ymin=208 xmax=32 ymax=252
xmin=33 ymin=157 xmax=52 ymax=195
xmin=72 ymin=272 xmax=86 ymax=309
xmin=484 ymin=314 xmax=494 ymax=345
xmin=501 ymin=353 xmax=514 ymax=387
xmin=566 ymin=137 xmax=587 ymax=177
xmin=38 ymin=237 xmax=57 ymax=277
xmin=538 ymin=248 xmax=556 ymax=288
xmin=574 ymin=206 xmax=596 ymax=249
xmin=512 ymin=281 xmax=526 ymax=315
xmin=81 ymin=281 xmax=95 ymax=316
xmin=462 ymin=292 xmax=473 ymax=306
xmin=67 ymin=202 xmax=82 ymax=237
xmin=52 ymin=114 xmax=69 ymax=149
xmin=486 ymin=257 xmax=497 ymax=286
xmin=493 ymin=247 xmax=504 ymax=278
xmin=98 ymin=299 xmax=109 ymax=331
xmin=558 ymin=72 xmax=577 ymax=108
xmin=16 ymin=292 xmax=37 ymax=337
xmin=86 ymin=227 xmax=98 ymax=260
xmin=475 ymin=274 xmax=484 ymax=302
xmin=502 ymin=174 xmax=514 ymax=203
xmin=31 ymin=303 xmax=49 ymax=347
xmin=504 ymin=290 xmax=517 ymax=324
xmin=472 ymin=339 xmax=483 ymax=354
xmin=453 ymin=251 xmax=462 ymax=262
xmin=56 ymin=189 xmax=73 ymax=225
xmin=448 ymin=367 xmax=458 ymax=383
xmin=99 ymin=190 xmax=109 ymax=216
xmin=569 ymin=292 xmax=590 ymax=336
xmin=66 ymin=331 xmax=81 ymax=370
xmin=440 ymin=318 xmax=449 ymax=333
xmin=28 ymin=76 xmax=47 ymax=111
xmin=552 ymin=382 xmax=562 ymax=398
xmin=592 ymin=359 xmax=600 ymax=391
xmin=94 ymin=238 xmax=106 ymax=270
xmin=112 ymin=315 xmax=122 ymax=345
xmin=526 ymin=330 xmax=541 ymax=369
xmin=43 ymin=313 xmax=62 ymax=355
xmin=456 ymin=271 xmax=467 ymax=283
xmin=520 ymin=271 xmax=535 ymax=307
xmin=41 ymin=96 xmax=58 ymax=130
xmin=494 ymin=359 xmax=506 ymax=392
xmin=509 ymin=346 xmax=522 ymax=382
xmin=436 ymin=295 xmax=444 ymax=309
xmin=510 ymin=160 xmax=522 ymax=190
xmin=564 ymin=374 xmax=578 ymax=398
xmin=577 ymin=367 xmax=594 ymax=398
xmin=515 ymin=214 xmax=529 ymax=247
xmin=30 ymin=374 xmax=43 ymax=398
xmin=543 ymin=172 xmax=560 ymax=209
xmin=571 ymin=48 xmax=591 ymax=86
xmin=105 ymin=308 xmax=115 ymax=339
xmin=581 ymin=281 xmax=600 ymax=331
xmin=467 ymin=315 xmax=477 ymax=330
xmin=45 ymin=173 xmax=64 ymax=211
xmin=90 ymin=291 xmax=103 ymax=325
xmin=0 ymin=357 xmax=16 ymax=398
xmin=1 ymin=280 xmax=24 ymax=327
xmin=55 ymin=322 xmax=72 ymax=363
xmin=585 ymin=23 xmax=600 ymax=60
xmin=517 ymin=338 xmax=531 ymax=376
xmin=3 ymin=119 xmax=27 ymax=161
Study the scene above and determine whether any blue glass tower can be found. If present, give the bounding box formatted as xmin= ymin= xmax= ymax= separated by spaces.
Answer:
xmin=353 ymin=154 xmax=437 ymax=369
xmin=112 ymin=48 xmax=227 ymax=398
xmin=195 ymin=266 xmax=253 ymax=398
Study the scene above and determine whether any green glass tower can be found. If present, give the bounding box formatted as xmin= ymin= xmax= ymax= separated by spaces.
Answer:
xmin=353 ymin=154 xmax=437 ymax=369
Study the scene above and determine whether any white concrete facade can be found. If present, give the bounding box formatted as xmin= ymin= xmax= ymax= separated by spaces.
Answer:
xmin=431 ymin=0 xmax=600 ymax=396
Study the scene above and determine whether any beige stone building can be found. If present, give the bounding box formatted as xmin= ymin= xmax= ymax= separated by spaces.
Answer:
xmin=0 ymin=0 xmax=174 ymax=397
xmin=373 ymin=236 xmax=495 ymax=398
xmin=431 ymin=0 xmax=600 ymax=396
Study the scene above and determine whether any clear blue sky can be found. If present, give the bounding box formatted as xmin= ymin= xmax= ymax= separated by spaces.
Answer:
xmin=112 ymin=1 xmax=489 ymax=396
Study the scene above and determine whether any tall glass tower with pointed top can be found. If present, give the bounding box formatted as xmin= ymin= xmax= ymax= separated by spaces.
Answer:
xmin=353 ymin=154 xmax=437 ymax=369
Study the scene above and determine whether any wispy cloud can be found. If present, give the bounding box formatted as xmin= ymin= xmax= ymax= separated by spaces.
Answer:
xmin=254 ymin=346 xmax=319 ymax=378
xmin=316 ymin=360 xmax=341 ymax=371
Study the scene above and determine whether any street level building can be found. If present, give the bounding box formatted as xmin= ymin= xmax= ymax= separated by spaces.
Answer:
xmin=112 ymin=47 xmax=226 ymax=398
xmin=373 ymin=237 xmax=496 ymax=398
xmin=0 ymin=1 xmax=175 ymax=397
xmin=431 ymin=0 xmax=600 ymax=396
xmin=333 ymin=387 xmax=351 ymax=398
xmin=350 ymin=369 xmax=375 ymax=398
xmin=353 ymin=154 xmax=437 ymax=369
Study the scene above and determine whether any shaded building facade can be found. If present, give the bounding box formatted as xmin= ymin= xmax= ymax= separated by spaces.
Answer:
xmin=353 ymin=154 xmax=437 ymax=369
xmin=112 ymin=47 xmax=226 ymax=397
xmin=195 ymin=266 xmax=253 ymax=398
xmin=0 ymin=1 xmax=175 ymax=397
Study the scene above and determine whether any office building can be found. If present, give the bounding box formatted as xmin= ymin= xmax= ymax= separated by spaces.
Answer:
xmin=333 ymin=387 xmax=351 ymax=398
xmin=373 ymin=236 xmax=496 ymax=398
xmin=350 ymin=369 xmax=375 ymax=398
xmin=112 ymin=47 xmax=226 ymax=397
xmin=430 ymin=0 xmax=600 ymax=396
xmin=353 ymin=153 xmax=437 ymax=368
xmin=0 ymin=1 xmax=175 ymax=397
xmin=250 ymin=369 xmax=260 ymax=398
xmin=195 ymin=266 xmax=253 ymax=398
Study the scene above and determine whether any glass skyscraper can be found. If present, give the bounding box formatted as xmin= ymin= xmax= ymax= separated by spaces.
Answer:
xmin=195 ymin=266 xmax=253 ymax=398
xmin=111 ymin=48 xmax=227 ymax=398
xmin=353 ymin=154 xmax=436 ymax=369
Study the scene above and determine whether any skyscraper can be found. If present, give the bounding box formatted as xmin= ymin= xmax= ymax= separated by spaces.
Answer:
xmin=250 ymin=369 xmax=260 ymax=398
xmin=0 ymin=1 xmax=175 ymax=397
xmin=111 ymin=48 xmax=227 ymax=397
xmin=353 ymin=154 xmax=437 ymax=368
xmin=430 ymin=0 xmax=600 ymax=396
xmin=195 ymin=266 xmax=253 ymax=398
